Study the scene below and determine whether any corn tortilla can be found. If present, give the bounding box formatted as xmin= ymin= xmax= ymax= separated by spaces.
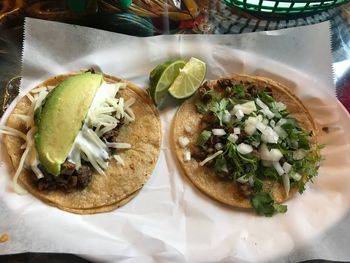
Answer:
xmin=3 ymin=72 xmax=161 ymax=214
xmin=172 ymin=75 xmax=317 ymax=208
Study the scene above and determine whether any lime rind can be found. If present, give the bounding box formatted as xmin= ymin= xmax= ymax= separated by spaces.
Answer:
xmin=168 ymin=57 xmax=206 ymax=99
xmin=149 ymin=60 xmax=186 ymax=106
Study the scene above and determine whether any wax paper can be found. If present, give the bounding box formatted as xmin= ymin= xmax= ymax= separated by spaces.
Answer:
xmin=1 ymin=18 xmax=350 ymax=262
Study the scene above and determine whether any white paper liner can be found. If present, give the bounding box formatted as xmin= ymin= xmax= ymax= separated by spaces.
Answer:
xmin=0 ymin=18 xmax=350 ymax=262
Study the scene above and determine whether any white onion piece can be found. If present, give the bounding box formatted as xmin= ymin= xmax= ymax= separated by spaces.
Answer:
xmin=237 ymin=143 xmax=253 ymax=155
xmin=261 ymin=108 xmax=275 ymax=119
xmin=283 ymin=162 xmax=292 ymax=174
xmin=227 ymin=133 xmax=238 ymax=143
xmin=269 ymin=149 xmax=283 ymax=162
xmin=233 ymin=127 xmax=240 ymax=134
xmin=282 ymin=173 xmax=290 ymax=196
xmin=183 ymin=150 xmax=191 ymax=162
xmin=199 ymin=150 xmax=223 ymax=166
xmin=222 ymin=110 xmax=231 ymax=123
xmin=235 ymin=109 xmax=244 ymax=120
xmin=261 ymin=127 xmax=279 ymax=144
xmin=184 ymin=125 xmax=192 ymax=133
xmin=277 ymin=118 xmax=287 ymax=126
xmin=234 ymin=101 xmax=257 ymax=115
xmin=273 ymin=161 xmax=284 ymax=176
xmin=256 ymin=98 xmax=268 ymax=110
xmin=259 ymin=144 xmax=271 ymax=160
xmin=259 ymin=144 xmax=283 ymax=162
xmin=256 ymin=122 xmax=267 ymax=133
xmin=237 ymin=175 xmax=249 ymax=183
xmin=251 ymin=141 xmax=260 ymax=148
xmin=293 ymin=149 xmax=307 ymax=160
xmin=270 ymin=119 xmax=276 ymax=127
xmin=274 ymin=126 xmax=288 ymax=139
xmin=179 ymin=136 xmax=190 ymax=148
xmin=212 ymin=129 xmax=226 ymax=136
xmin=290 ymin=172 xmax=302 ymax=181
xmin=215 ymin=143 xmax=224 ymax=150
xmin=244 ymin=124 xmax=256 ymax=136
xmin=276 ymin=102 xmax=287 ymax=111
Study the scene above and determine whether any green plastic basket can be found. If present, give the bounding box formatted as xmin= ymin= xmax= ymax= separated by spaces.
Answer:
xmin=225 ymin=0 xmax=350 ymax=14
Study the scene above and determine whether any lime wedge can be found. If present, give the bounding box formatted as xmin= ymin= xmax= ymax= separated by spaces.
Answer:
xmin=168 ymin=57 xmax=206 ymax=99
xmin=149 ymin=60 xmax=186 ymax=106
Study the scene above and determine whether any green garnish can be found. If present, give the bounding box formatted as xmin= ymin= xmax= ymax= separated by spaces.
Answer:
xmin=197 ymin=130 xmax=212 ymax=146
xmin=209 ymin=98 xmax=229 ymax=125
xmin=195 ymin=83 xmax=323 ymax=217
xmin=251 ymin=192 xmax=287 ymax=217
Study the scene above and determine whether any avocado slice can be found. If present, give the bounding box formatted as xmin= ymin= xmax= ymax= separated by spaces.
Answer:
xmin=35 ymin=73 xmax=103 ymax=176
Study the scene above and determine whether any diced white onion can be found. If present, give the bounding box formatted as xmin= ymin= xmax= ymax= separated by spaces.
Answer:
xmin=237 ymin=143 xmax=253 ymax=155
xmin=277 ymin=118 xmax=287 ymax=126
xmin=269 ymin=149 xmax=283 ymax=162
xmin=261 ymin=127 xmax=279 ymax=144
xmin=199 ymin=150 xmax=223 ymax=166
xmin=276 ymin=102 xmax=287 ymax=111
xmin=113 ymin=154 xmax=125 ymax=166
xmin=222 ymin=110 xmax=231 ymax=123
xmin=251 ymin=141 xmax=260 ymax=148
xmin=272 ymin=161 xmax=284 ymax=176
xmin=256 ymin=98 xmax=268 ymax=110
xmin=179 ymin=136 xmax=190 ymax=148
xmin=293 ymin=149 xmax=307 ymax=160
xmin=274 ymin=126 xmax=288 ymax=139
xmin=227 ymin=133 xmax=238 ymax=143
xmin=261 ymin=108 xmax=275 ymax=119
xmin=259 ymin=144 xmax=283 ymax=162
xmin=283 ymin=162 xmax=292 ymax=174
xmin=290 ymin=172 xmax=302 ymax=181
xmin=237 ymin=175 xmax=249 ymax=183
xmin=235 ymin=109 xmax=244 ymax=120
xmin=233 ymin=127 xmax=240 ymax=135
xmin=215 ymin=143 xmax=224 ymax=150
xmin=270 ymin=119 xmax=276 ymax=127
xmin=282 ymin=173 xmax=290 ymax=196
xmin=212 ymin=129 xmax=226 ymax=136
xmin=256 ymin=122 xmax=267 ymax=133
xmin=241 ymin=101 xmax=257 ymax=114
xmin=184 ymin=125 xmax=192 ymax=133
xmin=183 ymin=150 xmax=191 ymax=162
xmin=244 ymin=124 xmax=256 ymax=136
xmin=234 ymin=101 xmax=257 ymax=115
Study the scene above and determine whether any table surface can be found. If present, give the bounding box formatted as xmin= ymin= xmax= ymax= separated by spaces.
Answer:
xmin=0 ymin=0 xmax=350 ymax=262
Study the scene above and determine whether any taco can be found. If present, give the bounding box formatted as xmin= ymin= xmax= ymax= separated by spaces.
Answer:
xmin=172 ymin=75 xmax=322 ymax=216
xmin=1 ymin=71 xmax=161 ymax=214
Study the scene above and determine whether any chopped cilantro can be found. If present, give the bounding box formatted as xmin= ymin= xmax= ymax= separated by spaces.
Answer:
xmin=209 ymin=98 xmax=229 ymax=125
xmin=233 ymin=85 xmax=245 ymax=98
xmin=197 ymin=130 xmax=212 ymax=146
xmin=196 ymin=101 xmax=208 ymax=113
xmin=251 ymin=192 xmax=287 ymax=217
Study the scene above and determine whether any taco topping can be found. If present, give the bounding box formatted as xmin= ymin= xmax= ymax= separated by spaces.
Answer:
xmin=190 ymin=78 xmax=323 ymax=216
xmin=0 ymin=73 xmax=135 ymax=193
